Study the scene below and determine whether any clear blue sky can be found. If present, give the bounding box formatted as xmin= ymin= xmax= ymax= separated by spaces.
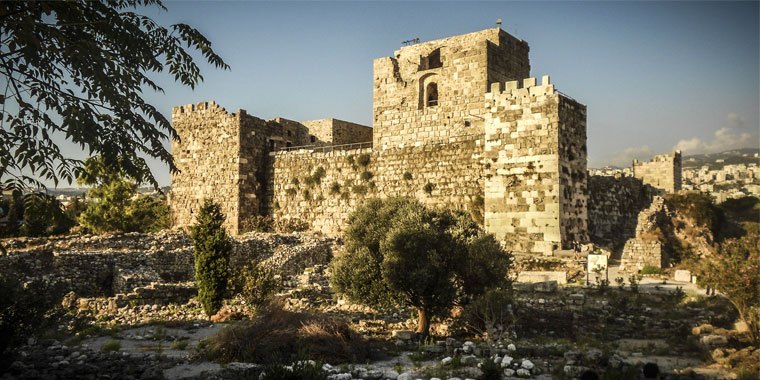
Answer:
xmin=65 ymin=1 xmax=760 ymax=186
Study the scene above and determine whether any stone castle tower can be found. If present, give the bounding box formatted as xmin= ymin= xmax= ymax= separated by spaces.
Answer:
xmin=171 ymin=27 xmax=589 ymax=255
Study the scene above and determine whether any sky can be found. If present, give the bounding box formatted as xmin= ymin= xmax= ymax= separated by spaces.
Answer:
xmin=43 ymin=1 xmax=760 ymax=186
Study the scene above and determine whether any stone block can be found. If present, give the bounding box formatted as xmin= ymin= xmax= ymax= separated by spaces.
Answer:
xmin=674 ymin=269 xmax=691 ymax=283
xmin=516 ymin=271 xmax=567 ymax=284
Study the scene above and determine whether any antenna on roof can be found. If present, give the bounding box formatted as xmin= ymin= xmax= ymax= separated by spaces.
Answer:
xmin=402 ymin=38 xmax=420 ymax=46
xmin=496 ymin=18 xmax=503 ymax=28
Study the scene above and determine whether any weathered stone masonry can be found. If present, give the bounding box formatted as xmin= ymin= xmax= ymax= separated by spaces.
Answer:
xmin=171 ymin=27 xmax=594 ymax=255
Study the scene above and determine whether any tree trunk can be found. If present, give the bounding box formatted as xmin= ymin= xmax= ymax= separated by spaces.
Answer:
xmin=416 ymin=308 xmax=430 ymax=338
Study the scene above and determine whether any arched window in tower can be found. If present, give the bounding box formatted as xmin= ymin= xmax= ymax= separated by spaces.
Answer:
xmin=426 ymin=82 xmax=438 ymax=107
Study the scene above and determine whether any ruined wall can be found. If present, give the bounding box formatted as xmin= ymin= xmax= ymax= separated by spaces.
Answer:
xmin=483 ymin=76 xmax=587 ymax=255
xmin=633 ymin=151 xmax=682 ymax=193
xmin=372 ymin=28 xmax=529 ymax=149
xmin=266 ymin=135 xmax=484 ymax=236
xmin=620 ymin=196 xmax=671 ymax=271
xmin=0 ymin=232 xmax=335 ymax=301
xmin=587 ymin=175 xmax=654 ymax=247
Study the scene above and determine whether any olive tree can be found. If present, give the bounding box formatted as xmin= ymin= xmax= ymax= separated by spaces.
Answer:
xmin=0 ymin=1 xmax=228 ymax=190
xmin=330 ymin=197 xmax=511 ymax=337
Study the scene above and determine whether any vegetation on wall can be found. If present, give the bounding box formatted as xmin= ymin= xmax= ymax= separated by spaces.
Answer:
xmin=356 ymin=153 xmax=371 ymax=168
xmin=329 ymin=182 xmax=341 ymax=195
xmin=329 ymin=197 xmax=511 ymax=336
xmin=191 ymin=199 xmax=232 ymax=316
xmin=423 ymin=182 xmax=434 ymax=195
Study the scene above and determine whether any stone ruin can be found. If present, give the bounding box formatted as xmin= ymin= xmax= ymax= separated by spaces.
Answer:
xmin=170 ymin=27 xmax=682 ymax=259
xmin=0 ymin=232 xmax=335 ymax=308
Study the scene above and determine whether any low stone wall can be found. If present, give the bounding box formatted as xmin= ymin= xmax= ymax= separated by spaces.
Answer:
xmin=0 ymin=231 xmax=336 ymax=301
xmin=620 ymin=239 xmax=663 ymax=272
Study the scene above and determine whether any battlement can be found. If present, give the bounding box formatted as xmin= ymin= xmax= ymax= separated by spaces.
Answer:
xmin=172 ymin=101 xmax=247 ymax=118
xmin=487 ymin=75 xmax=554 ymax=98
xmin=633 ymin=150 xmax=682 ymax=165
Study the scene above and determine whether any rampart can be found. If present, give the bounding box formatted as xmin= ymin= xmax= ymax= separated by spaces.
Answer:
xmin=633 ymin=151 xmax=682 ymax=193
xmin=266 ymin=134 xmax=485 ymax=236
xmin=170 ymin=28 xmax=591 ymax=256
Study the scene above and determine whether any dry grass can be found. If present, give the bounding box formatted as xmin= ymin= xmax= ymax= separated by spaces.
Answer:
xmin=202 ymin=302 xmax=369 ymax=364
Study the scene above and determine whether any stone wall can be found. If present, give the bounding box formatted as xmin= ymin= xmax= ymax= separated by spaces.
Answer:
xmin=587 ymin=175 xmax=654 ymax=247
xmin=0 ymin=232 xmax=335 ymax=301
xmin=301 ymin=118 xmax=373 ymax=146
xmin=482 ymin=76 xmax=587 ymax=255
xmin=633 ymin=151 xmax=682 ymax=193
xmin=171 ymin=101 xmax=247 ymax=233
xmin=620 ymin=196 xmax=671 ymax=271
xmin=266 ymin=135 xmax=484 ymax=236
xmin=171 ymin=104 xmax=372 ymax=233
xmin=372 ymin=28 xmax=529 ymax=149
xmin=170 ymin=28 xmax=592 ymax=256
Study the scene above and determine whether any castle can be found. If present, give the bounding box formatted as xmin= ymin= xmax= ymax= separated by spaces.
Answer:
xmin=170 ymin=27 xmax=679 ymax=257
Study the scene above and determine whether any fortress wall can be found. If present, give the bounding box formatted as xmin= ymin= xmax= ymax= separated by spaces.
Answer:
xmin=266 ymin=136 xmax=484 ymax=236
xmin=632 ymin=151 xmax=682 ymax=193
xmin=372 ymin=28 xmax=529 ymax=149
xmin=331 ymin=119 xmax=373 ymax=145
xmin=587 ymin=175 xmax=653 ymax=247
xmin=482 ymin=76 xmax=588 ymax=255
xmin=238 ymin=114 xmax=281 ymax=228
xmin=483 ymin=77 xmax=563 ymax=255
xmin=171 ymin=101 xmax=245 ymax=232
xmin=558 ymin=96 xmax=589 ymax=244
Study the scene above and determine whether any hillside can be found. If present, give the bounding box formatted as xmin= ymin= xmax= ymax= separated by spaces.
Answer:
xmin=682 ymin=148 xmax=759 ymax=169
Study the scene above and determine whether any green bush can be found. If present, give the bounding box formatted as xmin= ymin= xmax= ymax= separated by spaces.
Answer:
xmin=478 ymin=358 xmax=502 ymax=380
xmin=102 ymin=340 xmax=121 ymax=351
xmin=20 ymin=193 xmax=75 ymax=237
xmin=240 ymin=215 xmax=274 ymax=233
xmin=423 ymin=182 xmax=434 ymax=195
xmin=665 ymin=192 xmax=725 ymax=237
xmin=77 ymin=156 xmax=170 ymax=234
xmin=273 ymin=218 xmax=309 ymax=233
xmin=329 ymin=197 xmax=511 ymax=336
xmin=261 ymin=361 xmax=328 ymax=380
xmin=356 ymin=153 xmax=371 ymax=167
xmin=692 ymin=232 xmax=760 ymax=343
xmin=0 ymin=273 xmax=63 ymax=368
xmin=351 ymin=184 xmax=368 ymax=195
xmin=329 ymin=182 xmax=341 ymax=195
xmin=640 ymin=265 xmax=664 ymax=275
xmin=191 ymin=199 xmax=232 ymax=316
xmin=461 ymin=288 xmax=515 ymax=344
xmin=403 ymin=171 xmax=413 ymax=181
xmin=239 ymin=263 xmax=278 ymax=310
xmin=360 ymin=171 xmax=373 ymax=181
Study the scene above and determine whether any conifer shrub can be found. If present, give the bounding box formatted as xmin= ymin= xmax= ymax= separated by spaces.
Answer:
xmin=191 ymin=199 xmax=232 ymax=316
